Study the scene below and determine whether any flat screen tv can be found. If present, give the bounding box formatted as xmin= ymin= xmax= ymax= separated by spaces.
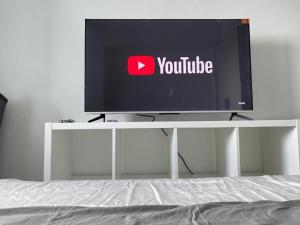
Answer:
xmin=85 ymin=19 xmax=253 ymax=113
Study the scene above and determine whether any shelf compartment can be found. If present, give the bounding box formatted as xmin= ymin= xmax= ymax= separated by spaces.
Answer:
xmin=114 ymin=128 xmax=173 ymax=179
xmin=50 ymin=129 xmax=113 ymax=180
xmin=239 ymin=127 xmax=300 ymax=176
xmin=177 ymin=128 xmax=239 ymax=178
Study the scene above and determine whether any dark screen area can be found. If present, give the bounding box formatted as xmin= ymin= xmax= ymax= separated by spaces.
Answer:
xmin=85 ymin=19 xmax=253 ymax=113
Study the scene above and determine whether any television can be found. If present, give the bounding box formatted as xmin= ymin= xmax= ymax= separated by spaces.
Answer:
xmin=85 ymin=19 xmax=253 ymax=114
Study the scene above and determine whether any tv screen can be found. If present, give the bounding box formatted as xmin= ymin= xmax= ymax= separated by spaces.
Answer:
xmin=85 ymin=19 xmax=253 ymax=113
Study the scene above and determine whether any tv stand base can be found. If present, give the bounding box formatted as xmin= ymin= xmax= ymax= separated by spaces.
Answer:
xmin=88 ymin=114 xmax=106 ymax=123
xmin=229 ymin=112 xmax=253 ymax=121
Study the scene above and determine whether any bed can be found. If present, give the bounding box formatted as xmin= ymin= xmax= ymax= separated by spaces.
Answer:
xmin=1 ymin=175 xmax=300 ymax=224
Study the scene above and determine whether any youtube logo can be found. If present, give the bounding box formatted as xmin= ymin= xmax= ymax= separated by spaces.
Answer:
xmin=128 ymin=55 xmax=214 ymax=76
xmin=127 ymin=56 xmax=155 ymax=76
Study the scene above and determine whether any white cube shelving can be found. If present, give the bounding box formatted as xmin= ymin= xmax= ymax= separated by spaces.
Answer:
xmin=44 ymin=120 xmax=300 ymax=181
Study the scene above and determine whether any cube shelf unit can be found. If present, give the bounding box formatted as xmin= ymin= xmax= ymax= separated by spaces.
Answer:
xmin=44 ymin=120 xmax=300 ymax=181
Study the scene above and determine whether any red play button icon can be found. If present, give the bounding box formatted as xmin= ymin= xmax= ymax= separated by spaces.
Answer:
xmin=127 ymin=56 xmax=155 ymax=76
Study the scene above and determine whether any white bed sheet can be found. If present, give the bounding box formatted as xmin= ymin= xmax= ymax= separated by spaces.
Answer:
xmin=0 ymin=175 xmax=300 ymax=209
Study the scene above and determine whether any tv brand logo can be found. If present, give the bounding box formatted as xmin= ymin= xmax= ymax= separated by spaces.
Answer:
xmin=128 ymin=56 xmax=214 ymax=76
xmin=127 ymin=56 xmax=155 ymax=76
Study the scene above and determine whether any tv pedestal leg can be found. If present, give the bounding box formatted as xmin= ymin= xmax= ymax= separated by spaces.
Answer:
xmin=229 ymin=112 xmax=253 ymax=121
xmin=88 ymin=114 xmax=106 ymax=122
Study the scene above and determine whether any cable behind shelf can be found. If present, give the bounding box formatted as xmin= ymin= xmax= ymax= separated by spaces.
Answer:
xmin=136 ymin=114 xmax=194 ymax=175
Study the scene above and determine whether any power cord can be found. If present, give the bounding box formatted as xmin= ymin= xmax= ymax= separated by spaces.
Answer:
xmin=136 ymin=114 xmax=155 ymax=121
xmin=177 ymin=152 xmax=194 ymax=175
xmin=136 ymin=114 xmax=194 ymax=175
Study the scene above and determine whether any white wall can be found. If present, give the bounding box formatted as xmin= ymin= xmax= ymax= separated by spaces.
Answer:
xmin=0 ymin=0 xmax=300 ymax=180
xmin=0 ymin=0 xmax=52 ymax=180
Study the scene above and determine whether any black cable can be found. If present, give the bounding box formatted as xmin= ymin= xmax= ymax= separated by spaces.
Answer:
xmin=136 ymin=114 xmax=194 ymax=175
xmin=178 ymin=153 xmax=194 ymax=175
xmin=136 ymin=113 xmax=155 ymax=121
xmin=160 ymin=128 xmax=168 ymax=136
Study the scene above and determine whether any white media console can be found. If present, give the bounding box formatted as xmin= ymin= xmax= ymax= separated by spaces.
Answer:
xmin=44 ymin=120 xmax=300 ymax=181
